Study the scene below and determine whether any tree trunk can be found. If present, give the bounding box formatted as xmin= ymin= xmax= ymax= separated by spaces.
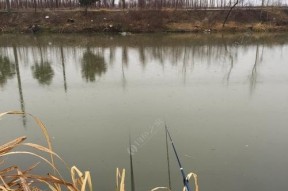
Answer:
xmin=138 ymin=0 xmax=144 ymax=9
xmin=34 ymin=0 xmax=37 ymax=12
xmin=6 ymin=0 xmax=10 ymax=12
xmin=122 ymin=0 xmax=125 ymax=9
xmin=222 ymin=0 xmax=239 ymax=27
xmin=85 ymin=5 xmax=88 ymax=15
xmin=260 ymin=0 xmax=265 ymax=19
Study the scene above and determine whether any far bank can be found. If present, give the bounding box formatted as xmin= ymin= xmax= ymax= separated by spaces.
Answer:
xmin=0 ymin=8 xmax=288 ymax=33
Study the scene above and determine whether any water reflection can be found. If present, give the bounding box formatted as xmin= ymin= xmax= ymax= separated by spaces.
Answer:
xmin=31 ymin=61 xmax=54 ymax=86
xmin=81 ymin=48 xmax=107 ymax=82
xmin=30 ymin=44 xmax=54 ymax=86
xmin=0 ymin=55 xmax=15 ymax=87
xmin=249 ymin=44 xmax=260 ymax=93
xmin=109 ymin=47 xmax=116 ymax=65
xmin=60 ymin=46 xmax=68 ymax=92
xmin=13 ymin=46 xmax=26 ymax=127
xmin=249 ymin=44 xmax=265 ymax=94
xmin=182 ymin=46 xmax=190 ymax=84
xmin=121 ymin=46 xmax=128 ymax=89
xmin=139 ymin=46 xmax=146 ymax=68
xmin=0 ymin=34 xmax=286 ymax=92
xmin=224 ymin=42 xmax=234 ymax=84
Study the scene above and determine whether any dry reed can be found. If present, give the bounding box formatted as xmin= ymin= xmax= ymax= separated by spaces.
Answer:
xmin=116 ymin=168 xmax=125 ymax=191
xmin=150 ymin=171 xmax=199 ymax=191
xmin=0 ymin=111 xmax=92 ymax=191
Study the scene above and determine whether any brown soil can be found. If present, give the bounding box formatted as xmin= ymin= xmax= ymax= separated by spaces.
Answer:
xmin=0 ymin=8 xmax=288 ymax=33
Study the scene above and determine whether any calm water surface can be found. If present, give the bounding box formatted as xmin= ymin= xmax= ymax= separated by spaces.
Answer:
xmin=1 ymin=33 xmax=288 ymax=191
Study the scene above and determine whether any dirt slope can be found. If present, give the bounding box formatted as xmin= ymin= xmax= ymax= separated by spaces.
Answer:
xmin=0 ymin=8 xmax=288 ymax=33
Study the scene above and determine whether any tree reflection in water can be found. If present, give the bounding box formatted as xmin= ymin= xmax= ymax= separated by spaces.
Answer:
xmin=31 ymin=61 xmax=54 ymax=86
xmin=0 ymin=55 xmax=16 ymax=87
xmin=81 ymin=49 xmax=107 ymax=82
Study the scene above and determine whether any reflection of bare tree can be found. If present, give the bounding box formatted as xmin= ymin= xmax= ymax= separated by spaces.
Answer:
xmin=224 ymin=43 xmax=234 ymax=84
xmin=259 ymin=45 xmax=265 ymax=63
xmin=122 ymin=46 xmax=128 ymax=68
xmin=121 ymin=62 xmax=127 ymax=90
xmin=81 ymin=48 xmax=107 ymax=82
xmin=153 ymin=47 xmax=165 ymax=66
xmin=249 ymin=44 xmax=259 ymax=94
xmin=171 ymin=47 xmax=182 ymax=66
xmin=207 ymin=45 xmax=212 ymax=67
xmin=226 ymin=54 xmax=234 ymax=83
xmin=121 ymin=47 xmax=128 ymax=89
xmin=109 ymin=47 xmax=116 ymax=66
xmin=145 ymin=46 xmax=165 ymax=70
xmin=139 ymin=46 xmax=146 ymax=69
xmin=182 ymin=46 xmax=189 ymax=84
xmin=60 ymin=46 xmax=68 ymax=92
xmin=13 ymin=46 xmax=26 ymax=127
xmin=0 ymin=55 xmax=15 ymax=87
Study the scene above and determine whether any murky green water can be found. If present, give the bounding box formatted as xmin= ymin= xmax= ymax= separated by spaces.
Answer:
xmin=1 ymin=33 xmax=288 ymax=191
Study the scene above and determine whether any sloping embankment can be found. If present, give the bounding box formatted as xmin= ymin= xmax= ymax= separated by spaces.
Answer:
xmin=0 ymin=8 xmax=288 ymax=33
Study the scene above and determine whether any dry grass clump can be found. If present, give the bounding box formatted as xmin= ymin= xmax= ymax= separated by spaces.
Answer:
xmin=252 ymin=23 xmax=269 ymax=32
xmin=0 ymin=111 xmax=92 ymax=191
xmin=116 ymin=168 xmax=125 ymax=191
xmin=151 ymin=171 xmax=199 ymax=191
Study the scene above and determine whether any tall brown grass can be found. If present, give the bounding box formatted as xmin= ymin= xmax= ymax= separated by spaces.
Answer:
xmin=116 ymin=168 xmax=125 ymax=191
xmin=0 ymin=111 xmax=93 ymax=191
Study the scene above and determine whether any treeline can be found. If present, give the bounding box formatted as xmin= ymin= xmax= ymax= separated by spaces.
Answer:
xmin=0 ymin=0 xmax=286 ymax=10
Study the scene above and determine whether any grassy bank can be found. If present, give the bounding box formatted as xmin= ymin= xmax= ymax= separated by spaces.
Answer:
xmin=0 ymin=8 xmax=288 ymax=33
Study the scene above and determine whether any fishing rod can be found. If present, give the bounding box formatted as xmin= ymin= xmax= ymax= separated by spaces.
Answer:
xmin=165 ymin=128 xmax=172 ymax=190
xmin=129 ymin=130 xmax=136 ymax=191
xmin=165 ymin=124 xmax=192 ymax=191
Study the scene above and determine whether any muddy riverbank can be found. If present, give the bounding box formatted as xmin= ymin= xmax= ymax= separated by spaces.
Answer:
xmin=0 ymin=8 xmax=288 ymax=33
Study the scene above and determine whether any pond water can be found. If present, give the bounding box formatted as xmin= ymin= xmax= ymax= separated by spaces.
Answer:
xmin=1 ymin=33 xmax=288 ymax=191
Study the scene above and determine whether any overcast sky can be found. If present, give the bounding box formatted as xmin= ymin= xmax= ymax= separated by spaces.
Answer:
xmin=246 ymin=0 xmax=288 ymax=5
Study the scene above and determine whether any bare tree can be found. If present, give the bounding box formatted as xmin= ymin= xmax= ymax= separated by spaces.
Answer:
xmin=223 ymin=0 xmax=239 ymax=27
xmin=33 ymin=0 xmax=37 ymax=12
xmin=122 ymin=0 xmax=126 ymax=8
xmin=6 ymin=0 xmax=10 ymax=12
